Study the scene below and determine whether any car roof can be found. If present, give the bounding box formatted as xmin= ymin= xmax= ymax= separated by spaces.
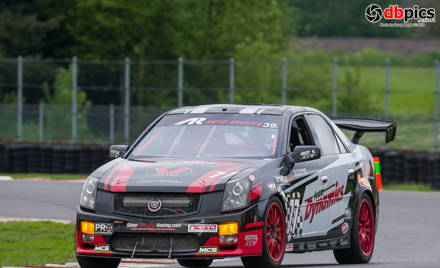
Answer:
xmin=166 ymin=104 xmax=320 ymax=116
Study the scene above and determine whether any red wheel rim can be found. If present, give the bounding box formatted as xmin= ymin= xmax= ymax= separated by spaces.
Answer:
xmin=265 ymin=202 xmax=286 ymax=262
xmin=358 ymin=199 xmax=374 ymax=256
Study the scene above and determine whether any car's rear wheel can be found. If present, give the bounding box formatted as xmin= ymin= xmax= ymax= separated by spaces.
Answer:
xmin=177 ymin=258 xmax=213 ymax=267
xmin=334 ymin=193 xmax=375 ymax=264
xmin=77 ymin=255 xmax=121 ymax=268
xmin=241 ymin=196 xmax=286 ymax=268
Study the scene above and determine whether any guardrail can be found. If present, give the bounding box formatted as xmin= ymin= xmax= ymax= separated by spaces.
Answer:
xmin=0 ymin=141 xmax=439 ymax=190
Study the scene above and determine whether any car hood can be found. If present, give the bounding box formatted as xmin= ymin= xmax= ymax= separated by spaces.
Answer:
xmin=97 ymin=158 xmax=260 ymax=193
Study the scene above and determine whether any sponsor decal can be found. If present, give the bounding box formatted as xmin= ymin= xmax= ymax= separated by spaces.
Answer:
xmin=147 ymin=199 xmax=162 ymax=212
xmin=304 ymin=182 xmax=345 ymax=223
xmin=188 ymin=224 xmax=218 ymax=233
xmin=172 ymin=117 xmax=278 ymax=128
xmin=307 ymin=242 xmax=316 ymax=250
xmin=126 ymin=223 xmax=182 ymax=232
xmin=340 ymin=238 xmax=349 ymax=246
xmin=285 ymin=243 xmax=294 ymax=252
xmin=341 ymin=223 xmax=349 ymax=234
xmin=95 ymin=223 xmax=113 ymax=235
xmin=244 ymin=234 xmax=258 ymax=247
xmin=365 ymin=4 xmax=436 ymax=28
xmin=344 ymin=208 xmax=352 ymax=219
xmin=94 ymin=244 xmax=110 ymax=252
xmin=198 ymin=247 xmax=218 ymax=254
xmin=299 ymin=149 xmax=317 ymax=161
xmin=248 ymin=175 xmax=256 ymax=181
xmin=357 ymin=174 xmax=372 ymax=189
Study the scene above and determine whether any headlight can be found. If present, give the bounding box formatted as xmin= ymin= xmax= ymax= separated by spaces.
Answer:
xmin=80 ymin=176 xmax=99 ymax=211
xmin=222 ymin=179 xmax=251 ymax=212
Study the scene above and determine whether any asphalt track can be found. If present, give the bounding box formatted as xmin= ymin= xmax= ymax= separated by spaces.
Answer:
xmin=0 ymin=180 xmax=439 ymax=268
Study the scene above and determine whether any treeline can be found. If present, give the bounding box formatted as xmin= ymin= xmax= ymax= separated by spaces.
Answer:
xmin=0 ymin=0 xmax=439 ymax=109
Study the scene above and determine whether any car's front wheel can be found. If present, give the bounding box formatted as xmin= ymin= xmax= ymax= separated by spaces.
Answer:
xmin=333 ymin=193 xmax=375 ymax=264
xmin=77 ymin=256 xmax=121 ymax=268
xmin=177 ymin=258 xmax=213 ymax=267
xmin=241 ymin=196 xmax=286 ymax=268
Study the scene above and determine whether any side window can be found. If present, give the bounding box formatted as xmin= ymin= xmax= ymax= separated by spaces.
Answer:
xmin=288 ymin=117 xmax=314 ymax=152
xmin=306 ymin=114 xmax=340 ymax=156
xmin=335 ymin=134 xmax=349 ymax=154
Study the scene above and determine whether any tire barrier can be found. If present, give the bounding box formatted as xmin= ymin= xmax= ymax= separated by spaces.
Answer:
xmin=0 ymin=141 xmax=109 ymax=175
xmin=0 ymin=141 xmax=440 ymax=189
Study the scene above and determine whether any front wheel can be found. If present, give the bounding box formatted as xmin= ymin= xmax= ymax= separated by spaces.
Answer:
xmin=334 ymin=193 xmax=375 ymax=264
xmin=76 ymin=256 xmax=120 ymax=268
xmin=177 ymin=258 xmax=213 ymax=267
xmin=241 ymin=197 xmax=286 ymax=268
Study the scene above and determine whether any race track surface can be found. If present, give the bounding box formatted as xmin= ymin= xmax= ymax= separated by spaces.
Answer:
xmin=0 ymin=180 xmax=439 ymax=268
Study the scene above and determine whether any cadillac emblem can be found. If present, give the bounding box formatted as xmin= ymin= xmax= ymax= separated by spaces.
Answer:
xmin=147 ymin=199 xmax=162 ymax=212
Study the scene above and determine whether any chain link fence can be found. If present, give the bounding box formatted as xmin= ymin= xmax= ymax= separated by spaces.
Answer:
xmin=0 ymin=57 xmax=439 ymax=150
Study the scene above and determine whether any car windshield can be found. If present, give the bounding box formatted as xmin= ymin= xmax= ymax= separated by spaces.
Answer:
xmin=130 ymin=114 xmax=283 ymax=158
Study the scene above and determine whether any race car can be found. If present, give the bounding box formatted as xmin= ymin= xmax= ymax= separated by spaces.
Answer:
xmin=75 ymin=104 xmax=396 ymax=268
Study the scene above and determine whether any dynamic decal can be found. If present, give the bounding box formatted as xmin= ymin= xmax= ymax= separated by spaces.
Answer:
xmin=284 ymin=192 xmax=303 ymax=240
xmin=304 ymin=181 xmax=345 ymax=223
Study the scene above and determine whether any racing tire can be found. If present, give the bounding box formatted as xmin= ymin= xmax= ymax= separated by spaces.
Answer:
xmin=241 ymin=196 xmax=286 ymax=268
xmin=76 ymin=256 xmax=121 ymax=268
xmin=333 ymin=193 xmax=375 ymax=264
xmin=177 ymin=258 xmax=213 ymax=267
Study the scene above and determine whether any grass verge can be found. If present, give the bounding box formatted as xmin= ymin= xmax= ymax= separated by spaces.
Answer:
xmin=1 ymin=173 xmax=87 ymax=180
xmin=383 ymin=183 xmax=438 ymax=192
xmin=0 ymin=221 xmax=75 ymax=267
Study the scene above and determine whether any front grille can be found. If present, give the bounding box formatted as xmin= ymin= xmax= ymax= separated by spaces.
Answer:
xmin=114 ymin=193 xmax=200 ymax=218
xmin=112 ymin=233 xmax=199 ymax=253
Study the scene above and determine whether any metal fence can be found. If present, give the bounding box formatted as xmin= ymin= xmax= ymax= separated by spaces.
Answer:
xmin=0 ymin=57 xmax=439 ymax=150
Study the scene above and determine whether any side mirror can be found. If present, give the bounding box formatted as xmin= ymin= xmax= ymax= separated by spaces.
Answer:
xmin=293 ymin=146 xmax=321 ymax=162
xmin=109 ymin=145 xmax=128 ymax=159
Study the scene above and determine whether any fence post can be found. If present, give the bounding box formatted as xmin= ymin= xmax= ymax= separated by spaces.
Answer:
xmin=71 ymin=56 xmax=78 ymax=142
xmin=281 ymin=58 xmax=287 ymax=105
xmin=384 ymin=58 xmax=391 ymax=121
xmin=178 ymin=57 xmax=184 ymax=107
xmin=17 ymin=56 xmax=23 ymax=140
xmin=435 ymin=60 xmax=439 ymax=150
xmin=124 ymin=57 xmax=130 ymax=144
xmin=229 ymin=58 xmax=235 ymax=104
xmin=332 ymin=57 xmax=339 ymax=117
xmin=38 ymin=103 xmax=44 ymax=141
xmin=109 ymin=104 xmax=115 ymax=144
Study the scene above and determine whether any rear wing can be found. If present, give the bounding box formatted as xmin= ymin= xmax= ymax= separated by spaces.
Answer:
xmin=333 ymin=118 xmax=397 ymax=144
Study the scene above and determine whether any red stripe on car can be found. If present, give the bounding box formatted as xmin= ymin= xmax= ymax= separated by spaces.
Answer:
xmin=245 ymin=221 xmax=264 ymax=229
xmin=110 ymin=168 xmax=135 ymax=192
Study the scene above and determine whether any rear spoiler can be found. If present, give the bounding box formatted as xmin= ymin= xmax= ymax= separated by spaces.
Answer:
xmin=333 ymin=118 xmax=397 ymax=144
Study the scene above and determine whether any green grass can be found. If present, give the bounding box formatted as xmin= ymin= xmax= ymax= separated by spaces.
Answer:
xmin=1 ymin=173 xmax=87 ymax=180
xmin=383 ymin=183 xmax=438 ymax=192
xmin=0 ymin=221 xmax=76 ymax=267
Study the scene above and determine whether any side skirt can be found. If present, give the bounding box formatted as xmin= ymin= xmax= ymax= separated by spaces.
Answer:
xmin=285 ymin=232 xmax=351 ymax=253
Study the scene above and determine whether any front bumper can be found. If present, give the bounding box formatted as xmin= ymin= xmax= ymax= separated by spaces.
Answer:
xmin=76 ymin=197 xmax=268 ymax=259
